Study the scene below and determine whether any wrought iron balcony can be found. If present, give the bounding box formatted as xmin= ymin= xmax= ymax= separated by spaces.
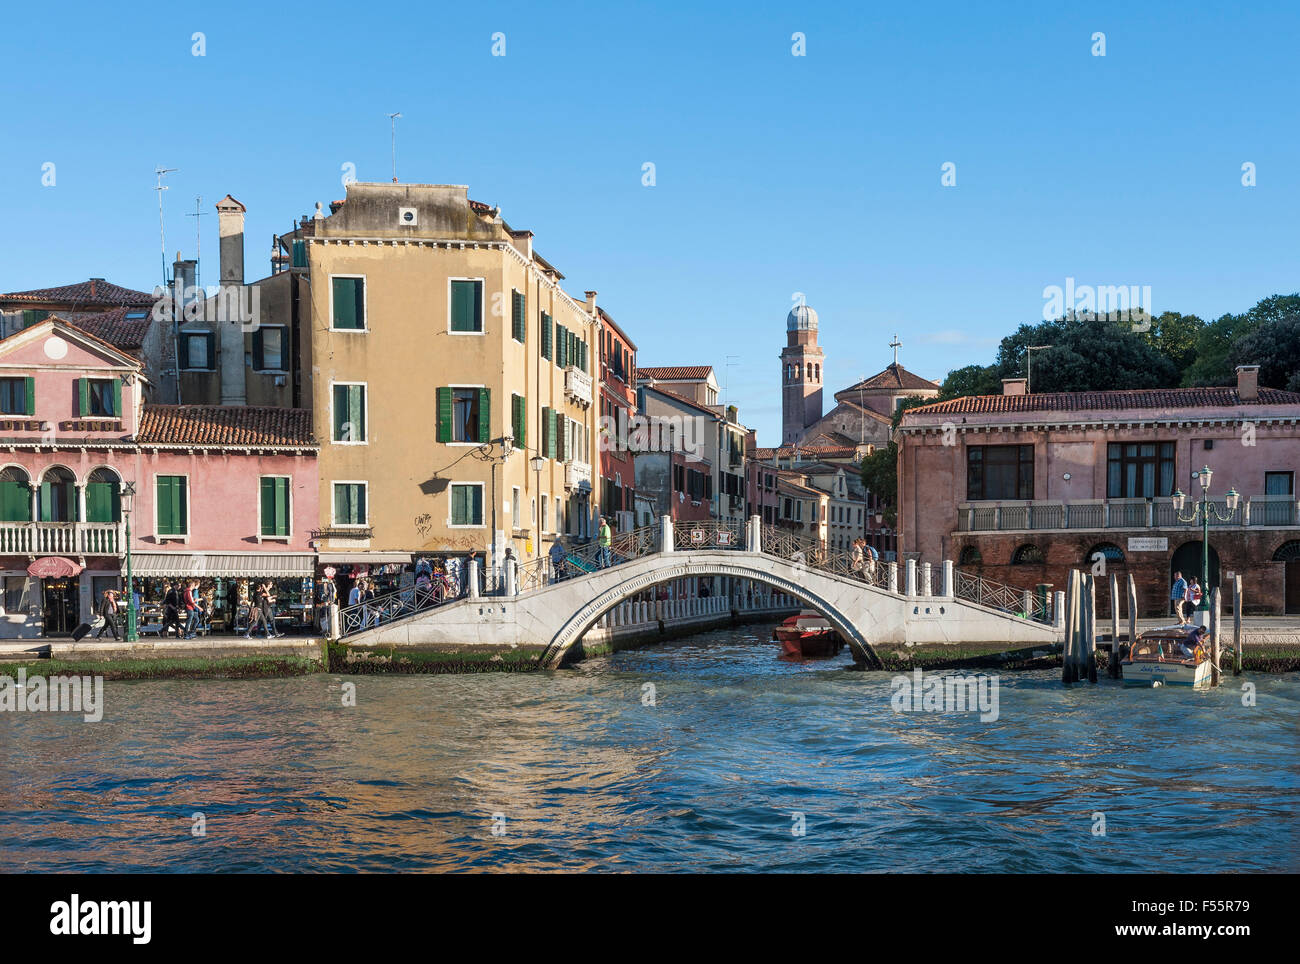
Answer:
xmin=957 ymin=495 xmax=1298 ymax=533
xmin=564 ymin=366 xmax=593 ymax=406
xmin=0 ymin=521 xmax=122 ymax=556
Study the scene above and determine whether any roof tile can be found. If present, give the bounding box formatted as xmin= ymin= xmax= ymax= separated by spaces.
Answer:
xmin=136 ymin=406 xmax=316 ymax=448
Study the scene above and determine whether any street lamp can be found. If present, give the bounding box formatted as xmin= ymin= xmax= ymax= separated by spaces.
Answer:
xmin=1171 ymin=465 xmax=1239 ymax=613
xmin=530 ymin=454 xmax=546 ymax=557
xmin=121 ymin=481 xmax=138 ymax=641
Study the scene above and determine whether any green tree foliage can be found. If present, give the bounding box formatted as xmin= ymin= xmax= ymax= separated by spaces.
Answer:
xmin=1140 ymin=311 xmax=1205 ymax=372
xmin=1182 ymin=294 xmax=1300 ymax=387
xmin=858 ymin=396 xmax=930 ymax=523
xmin=1228 ymin=310 xmax=1300 ymax=393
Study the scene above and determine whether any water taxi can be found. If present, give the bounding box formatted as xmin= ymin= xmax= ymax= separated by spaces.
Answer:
xmin=1121 ymin=625 xmax=1213 ymax=688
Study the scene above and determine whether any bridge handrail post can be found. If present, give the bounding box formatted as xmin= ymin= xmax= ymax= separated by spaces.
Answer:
xmin=941 ymin=560 xmax=953 ymax=597
xmin=887 ymin=561 xmax=898 ymax=594
xmin=747 ymin=515 xmax=761 ymax=553
xmin=468 ymin=560 xmax=480 ymax=599
xmin=905 ymin=558 xmax=917 ymax=597
xmin=920 ymin=562 xmax=932 ymax=597
xmin=505 ymin=558 xmax=517 ymax=596
xmin=661 ymin=515 xmax=674 ymax=553
xmin=1054 ymin=591 xmax=1066 ymax=630
xmin=327 ymin=603 xmax=340 ymax=640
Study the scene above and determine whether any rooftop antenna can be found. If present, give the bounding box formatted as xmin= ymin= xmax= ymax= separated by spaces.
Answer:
xmin=387 ymin=112 xmax=402 ymax=182
xmin=154 ymin=167 xmax=178 ymax=285
xmin=185 ymin=195 xmax=207 ymax=292
xmin=723 ymin=355 xmax=740 ymax=409
xmin=1025 ymin=345 xmax=1053 ymax=394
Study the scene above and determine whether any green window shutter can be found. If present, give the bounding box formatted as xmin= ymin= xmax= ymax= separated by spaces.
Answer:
xmin=542 ymin=313 xmax=552 ymax=360
xmin=451 ymin=280 xmax=482 ymax=332
xmin=23 ymin=377 xmax=34 ymax=416
xmin=512 ymin=291 xmax=526 ymax=342
xmin=470 ymin=486 xmax=482 ymax=525
xmin=0 ymin=481 xmax=30 ymax=522
xmin=579 ymin=340 xmax=587 ymax=373
xmin=260 ymin=478 xmax=276 ymax=535
xmin=178 ymin=334 xmax=191 ymax=370
xmin=77 ymin=378 xmax=89 ymax=417
xmin=157 ymin=476 xmax=187 ymax=536
xmin=252 ymin=329 xmax=264 ymax=370
xmin=544 ymin=408 xmax=555 ymax=459
xmin=436 ymin=387 xmax=453 ymax=443
xmin=349 ymin=385 xmax=365 ymax=441
xmin=477 ymin=388 xmax=490 ymax=444
xmin=452 ymin=485 xmax=467 ymax=525
xmin=333 ymin=485 xmax=347 ymax=525
xmin=112 ymin=378 xmax=122 ymax=417
xmin=557 ymin=325 xmax=567 ymax=367
xmin=276 ymin=478 xmax=290 ymax=535
xmin=332 ymin=277 xmax=364 ymax=329
xmin=511 ymin=394 xmax=526 ymax=447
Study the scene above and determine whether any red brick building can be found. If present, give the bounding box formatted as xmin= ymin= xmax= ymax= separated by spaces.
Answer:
xmin=597 ymin=306 xmax=637 ymax=532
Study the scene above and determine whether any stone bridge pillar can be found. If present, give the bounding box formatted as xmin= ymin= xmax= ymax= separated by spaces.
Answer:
xmin=888 ymin=561 xmax=898 ymax=594
xmin=661 ymin=515 xmax=674 ymax=553
xmin=941 ymin=560 xmax=953 ymax=597
xmin=468 ymin=560 xmax=480 ymax=599
xmin=905 ymin=558 xmax=917 ymax=597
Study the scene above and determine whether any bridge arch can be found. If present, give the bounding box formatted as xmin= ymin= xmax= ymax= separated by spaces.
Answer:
xmin=539 ymin=554 xmax=883 ymax=669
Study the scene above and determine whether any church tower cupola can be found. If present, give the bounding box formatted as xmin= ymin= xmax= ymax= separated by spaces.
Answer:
xmin=780 ymin=301 xmax=825 ymax=444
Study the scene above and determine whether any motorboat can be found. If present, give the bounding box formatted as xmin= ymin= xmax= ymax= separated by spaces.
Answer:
xmin=1120 ymin=624 xmax=1213 ymax=688
xmin=772 ymin=610 xmax=843 ymax=659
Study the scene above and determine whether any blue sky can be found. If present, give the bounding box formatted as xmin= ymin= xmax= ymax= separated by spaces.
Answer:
xmin=2 ymin=0 xmax=1296 ymax=443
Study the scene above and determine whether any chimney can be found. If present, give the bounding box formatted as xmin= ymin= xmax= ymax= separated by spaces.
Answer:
xmin=216 ymin=195 xmax=247 ymax=286
xmin=585 ymin=290 xmax=598 ymax=314
xmin=1236 ymin=365 xmax=1260 ymax=402
xmin=1002 ymin=378 xmax=1028 ymax=396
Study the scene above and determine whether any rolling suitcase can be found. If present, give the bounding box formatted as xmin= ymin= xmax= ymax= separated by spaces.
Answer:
xmin=71 ymin=622 xmax=94 ymax=641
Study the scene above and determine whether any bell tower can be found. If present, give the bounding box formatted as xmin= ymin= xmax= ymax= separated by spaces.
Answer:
xmin=781 ymin=303 xmax=824 ymax=444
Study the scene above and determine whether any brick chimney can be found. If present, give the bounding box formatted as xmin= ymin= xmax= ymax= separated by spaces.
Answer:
xmin=1002 ymin=378 xmax=1027 ymax=396
xmin=1236 ymin=365 xmax=1260 ymax=402
xmin=585 ymin=290 xmax=598 ymax=314
xmin=216 ymin=195 xmax=247 ymax=286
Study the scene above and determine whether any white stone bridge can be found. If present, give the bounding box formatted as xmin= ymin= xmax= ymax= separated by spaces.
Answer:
xmin=336 ymin=519 xmax=1064 ymax=669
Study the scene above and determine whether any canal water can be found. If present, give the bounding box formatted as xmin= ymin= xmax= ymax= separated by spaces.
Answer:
xmin=2 ymin=624 xmax=1297 ymax=873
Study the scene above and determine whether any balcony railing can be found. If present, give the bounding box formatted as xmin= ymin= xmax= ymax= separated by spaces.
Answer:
xmin=0 ymin=521 xmax=122 ymax=555
xmin=564 ymin=366 xmax=593 ymax=406
xmin=565 ymin=460 xmax=592 ymax=489
xmin=958 ymin=495 xmax=1298 ymax=533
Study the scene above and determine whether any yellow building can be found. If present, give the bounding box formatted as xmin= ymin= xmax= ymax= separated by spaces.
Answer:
xmin=274 ymin=182 xmax=600 ymax=573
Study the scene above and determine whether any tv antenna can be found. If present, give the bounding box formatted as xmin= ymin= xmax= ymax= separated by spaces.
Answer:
xmin=154 ymin=167 xmax=178 ymax=285
xmin=387 ymin=112 xmax=402 ymax=182
xmin=186 ymin=196 xmax=207 ymax=292
xmin=1025 ymin=345 xmax=1053 ymax=394
xmin=723 ymin=355 xmax=740 ymax=410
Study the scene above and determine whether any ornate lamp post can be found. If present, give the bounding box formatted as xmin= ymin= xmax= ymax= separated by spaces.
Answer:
xmin=1171 ymin=465 xmax=1239 ymax=613
xmin=121 ymin=480 xmax=138 ymax=641
xmin=530 ymin=454 xmax=546 ymax=557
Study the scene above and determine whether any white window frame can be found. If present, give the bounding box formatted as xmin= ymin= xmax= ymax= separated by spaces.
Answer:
xmin=328 ymin=273 xmax=368 ymax=333
xmin=331 ymin=480 xmax=369 ymax=528
xmin=153 ymin=472 xmax=191 ymax=543
xmin=447 ymin=277 xmax=486 ymax=336
xmin=446 ymin=382 xmax=487 ymax=446
xmin=257 ymin=474 xmax=293 ymax=542
xmin=511 ymin=486 xmax=521 ymax=529
xmin=541 ymin=493 xmax=550 ymax=533
xmin=330 ymin=380 xmax=369 ymax=446
xmin=179 ymin=328 xmax=216 ymax=372
xmin=448 ymin=481 xmax=486 ymax=529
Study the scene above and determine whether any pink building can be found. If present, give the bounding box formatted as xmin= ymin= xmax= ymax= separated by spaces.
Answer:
xmin=898 ymin=367 xmax=1300 ymax=616
xmin=0 ymin=320 xmax=317 ymax=638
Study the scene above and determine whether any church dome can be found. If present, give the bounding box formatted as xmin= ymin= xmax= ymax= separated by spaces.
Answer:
xmin=787 ymin=304 xmax=818 ymax=332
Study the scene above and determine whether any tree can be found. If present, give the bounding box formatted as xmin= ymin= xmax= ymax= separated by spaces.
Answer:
xmin=858 ymin=396 xmax=930 ymax=524
xmin=1228 ymin=311 xmax=1300 ymax=393
xmin=939 ymin=363 xmax=1000 ymax=400
xmin=1140 ymin=311 xmax=1205 ymax=373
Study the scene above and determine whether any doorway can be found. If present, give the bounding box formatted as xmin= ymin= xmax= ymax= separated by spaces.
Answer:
xmin=1170 ymin=541 xmax=1220 ymax=602
xmin=41 ymin=576 xmax=80 ymax=635
xmin=1273 ymin=541 xmax=1300 ymax=615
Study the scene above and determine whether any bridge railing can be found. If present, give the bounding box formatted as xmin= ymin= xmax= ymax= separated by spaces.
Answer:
xmin=758 ymin=523 xmax=890 ymax=589
xmin=515 ymin=522 xmax=663 ymax=593
xmin=674 ymin=518 xmax=746 ymax=551
xmin=952 ymin=568 xmax=1051 ymax=622
xmin=337 ymin=576 xmax=457 ymax=638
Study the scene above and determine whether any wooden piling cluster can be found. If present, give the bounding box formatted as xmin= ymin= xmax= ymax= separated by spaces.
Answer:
xmin=1061 ymin=570 xmax=1099 ymax=684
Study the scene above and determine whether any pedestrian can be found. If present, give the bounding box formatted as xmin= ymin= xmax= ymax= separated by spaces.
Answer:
xmin=162 ymin=580 xmax=182 ymax=637
xmin=597 ymin=516 xmax=612 ymax=569
xmin=261 ymin=580 xmax=282 ymax=637
xmin=95 ymin=589 xmax=120 ymax=639
xmin=1170 ymin=570 xmax=1188 ymax=624
xmin=549 ymin=538 xmax=567 ymax=584
xmin=850 ymin=538 xmax=864 ymax=577
xmin=1185 ymin=576 xmax=1203 ymax=621
xmin=181 ymin=579 xmax=200 ymax=639
xmin=865 ymin=543 xmax=879 ymax=583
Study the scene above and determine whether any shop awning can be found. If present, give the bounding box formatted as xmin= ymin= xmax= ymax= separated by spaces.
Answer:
xmin=128 ymin=553 xmax=317 ymax=578
xmin=316 ymin=552 xmax=412 ymax=564
xmin=28 ymin=556 xmax=83 ymax=578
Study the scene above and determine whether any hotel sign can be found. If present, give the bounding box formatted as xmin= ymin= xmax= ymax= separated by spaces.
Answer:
xmin=1127 ymin=537 xmax=1168 ymax=552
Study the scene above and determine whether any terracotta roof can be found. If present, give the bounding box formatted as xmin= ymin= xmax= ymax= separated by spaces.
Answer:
xmin=50 ymin=307 xmax=152 ymax=357
xmin=641 ymin=384 xmax=720 ymax=419
xmin=136 ymin=406 xmax=317 ymax=448
xmin=838 ymin=364 xmax=939 ymax=395
xmin=636 ymin=365 xmax=715 ymax=381
xmin=907 ymin=386 xmax=1300 ymax=417
xmin=755 ymin=442 xmax=866 ymax=462
xmin=1 ymin=278 xmax=155 ymax=308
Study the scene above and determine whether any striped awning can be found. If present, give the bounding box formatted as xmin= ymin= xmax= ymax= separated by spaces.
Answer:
xmin=128 ymin=552 xmax=316 ymax=578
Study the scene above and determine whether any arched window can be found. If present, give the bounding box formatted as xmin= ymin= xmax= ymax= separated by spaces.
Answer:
xmin=1085 ymin=543 xmax=1125 ymax=566
xmin=806 ymin=363 xmax=813 ymax=380
xmin=85 ymin=468 xmax=121 ymax=523
xmin=1273 ymin=541 xmax=1300 ymax=562
xmin=814 ymin=364 xmax=820 ymax=382
xmin=1011 ymin=543 xmax=1044 ymax=565
xmin=959 ymin=545 xmax=983 ymax=566
xmin=39 ymin=467 xmax=77 ymax=522
xmin=0 ymin=467 xmax=31 ymax=522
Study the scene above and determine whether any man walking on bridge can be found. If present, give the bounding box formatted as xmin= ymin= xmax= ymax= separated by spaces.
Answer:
xmin=597 ymin=516 xmax=613 ymax=569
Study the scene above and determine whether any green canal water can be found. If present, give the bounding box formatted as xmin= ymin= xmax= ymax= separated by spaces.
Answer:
xmin=2 ymin=624 xmax=1297 ymax=872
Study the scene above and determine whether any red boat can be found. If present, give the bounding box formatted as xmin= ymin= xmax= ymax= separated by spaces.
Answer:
xmin=772 ymin=611 xmax=843 ymax=659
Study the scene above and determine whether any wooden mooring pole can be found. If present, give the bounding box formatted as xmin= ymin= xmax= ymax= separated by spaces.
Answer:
xmin=1108 ymin=571 xmax=1120 ymax=679
xmin=1233 ymin=575 xmax=1243 ymax=676
xmin=1062 ymin=569 xmax=1077 ymax=685
xmin=1085 ymin=572 xmax=1098 ymax=683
